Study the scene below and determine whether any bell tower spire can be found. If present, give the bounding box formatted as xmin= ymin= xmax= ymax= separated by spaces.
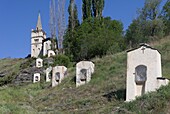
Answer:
xmin=31 ymin=12 xmax=46 ymax=58
xmin=36 ymin=13 xmax=42 ymax=30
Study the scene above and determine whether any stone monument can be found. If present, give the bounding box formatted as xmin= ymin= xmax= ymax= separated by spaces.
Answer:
xmin=33 ymin=73 xmax=40 ymax=83
xmin=52 ymin=66 xmax=67 ymax=87
xmin=36 ymin=58 xmax=43 ymax=68
xmin=126 ymin=44 xmax=169 ymax=101
xmin=76 ymin=61 xmax=95 ymax=87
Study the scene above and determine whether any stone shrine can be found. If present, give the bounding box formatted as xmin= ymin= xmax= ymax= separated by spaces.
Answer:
xmin=76 ymin=61 xmax=95 ymax=87
xmin=33 ymin=73 xmax=40 ymax=83
xmin=52 ymin=66 xmax=67 ymax=87
xmin=126 ymin=44 xmax=169 ymax=101
xmin=36 ymin=58 xmax=43 ymax=68
xmin=48 ymin=50 xmax=56 ymax=57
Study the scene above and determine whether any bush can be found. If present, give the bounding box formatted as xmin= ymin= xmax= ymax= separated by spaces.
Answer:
xmin=53 ymin=55 xmax=70 ymax=67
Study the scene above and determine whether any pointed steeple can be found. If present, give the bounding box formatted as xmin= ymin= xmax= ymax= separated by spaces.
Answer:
xmin=36 ymin=13 xmax=42 ymax=30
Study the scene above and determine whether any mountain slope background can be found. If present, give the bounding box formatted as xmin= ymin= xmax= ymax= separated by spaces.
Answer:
xmin=0 ymin=36 xmax=170 ymax=113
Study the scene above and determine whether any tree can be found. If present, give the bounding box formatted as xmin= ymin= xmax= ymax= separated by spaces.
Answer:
xmin=125 ymin=0 xmax=165 ymax=48
xmin=92 ymin=0 xmax=105 ymax=18
xmin=49 ymin=0 xmax=57 ymax=51
xmin=82 ymin=0 xmax=92 ymax=20
xmin=65 ymin=17 xmax=124 ymax=61
xmin=56 ymin=0 xmax=66 ymax=53
xmin=63 ymin=0 xmax=80 ymax=60
xmin=68 ymin=0 xmax=79 ymax=31
xmin=125 ymin=19 xmax=148 ymax=48
xmin=139 ymin=0 xmax=162 ymax=20
xmin=161 ymin=0 xmax=170 ymax=35
xmin=138 ymin=0 xmax=164 ymax=37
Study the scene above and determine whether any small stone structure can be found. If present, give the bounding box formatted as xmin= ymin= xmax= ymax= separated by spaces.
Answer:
xmin=43 ymin=39 xmax=52 ymax=56
xmin=48 ymin=50 xmax=56 ymax=57
xmin=45 ymin=66 xmax=52 ymax=82
xmin=126 ymin=44 xmax=169 ymax=101
xmin=33 ymin=73 xmax=40 ymax=83
xmin=76 ymin=61 xmax=95 ymax=87
xmin=36 ymin=58 xmax=43 ymax=68
xmin=52 ymin=66 xmax=67 ymax=87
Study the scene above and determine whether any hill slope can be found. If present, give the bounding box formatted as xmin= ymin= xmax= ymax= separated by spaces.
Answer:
xmin=0 ymin=36 xmax=170 ymax=113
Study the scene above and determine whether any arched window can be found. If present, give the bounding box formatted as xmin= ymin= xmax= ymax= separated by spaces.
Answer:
xmin=35 ymin=76 xmax=39 ymax=81
xmin=80 ymin=69 xmax=87 ymax=81
xmin=55 ymin=72 xmax=60 ymax=82
xmin=135 ymin=65 xmax=147 ymax=85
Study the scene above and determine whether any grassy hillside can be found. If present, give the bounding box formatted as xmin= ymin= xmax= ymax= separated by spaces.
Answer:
xmin=0 ymin=36 xmax=170 ymax=113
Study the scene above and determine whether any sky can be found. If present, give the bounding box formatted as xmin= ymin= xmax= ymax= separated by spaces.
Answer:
xmin=0 ymin=0 xmax=166 ymax=58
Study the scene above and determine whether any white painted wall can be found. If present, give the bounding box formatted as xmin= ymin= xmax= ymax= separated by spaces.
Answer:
xmin=126 ymin=45 xmax=163 ymax=101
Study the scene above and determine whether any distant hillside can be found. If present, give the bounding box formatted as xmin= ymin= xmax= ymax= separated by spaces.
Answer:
xmin=0 ymin=36 xmax=170 ymax=113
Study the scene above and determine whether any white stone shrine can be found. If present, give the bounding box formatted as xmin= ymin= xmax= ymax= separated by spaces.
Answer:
xmin=33 ymin=73 xmax=40 ymax=83
xmin=76 ymin=61 xmax=95 ymax=87
xmin=45 ymin=66 xmax=52 ymax=82
xmin=52 ymin=66 xmax=67 ymax=87
xmin=36 ymin=58 xmax=43 ymax=68
xmin=126 ymin=44 xmax=169 ymax=101
xmin=48 ymin=50 xmax=56 ymax=57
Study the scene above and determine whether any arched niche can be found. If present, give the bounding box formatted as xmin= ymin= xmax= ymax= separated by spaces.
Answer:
xmin=80 ymin=69 xmax=87 ymax=81
xmin=135 ymin=65 xmax=147 ymax=85
xmin=55 ymin=72 xmax=60 ymax=82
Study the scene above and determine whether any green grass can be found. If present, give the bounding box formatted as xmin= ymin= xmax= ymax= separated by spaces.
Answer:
xmin=0 ymin=36 xmax=170 ymax=113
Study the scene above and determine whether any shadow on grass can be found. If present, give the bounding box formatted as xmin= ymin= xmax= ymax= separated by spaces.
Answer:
xmin=71 ymin=76 xmax=76 ymax=84
xmin=103 ymin=89 xmax=126 ymax=101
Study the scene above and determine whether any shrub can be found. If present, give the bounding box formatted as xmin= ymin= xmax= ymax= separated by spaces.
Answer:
xmin=53 ymin=55 xmax=70 ymax=67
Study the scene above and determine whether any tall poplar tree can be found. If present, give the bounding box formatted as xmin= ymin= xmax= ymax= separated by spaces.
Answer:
xmin=64 ymin=0 xmax=79 ymax=59
xmin=82 ymin=0 xmax=92 ymax=20
xmin=92 ymin=0 xmax=105 ymax=18
xmin=68 ymin=0 xmax=79 ymax=31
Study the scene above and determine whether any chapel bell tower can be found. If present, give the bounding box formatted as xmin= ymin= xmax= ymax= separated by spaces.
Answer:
xmin=31 ymin=13 xmax=46 ymax=58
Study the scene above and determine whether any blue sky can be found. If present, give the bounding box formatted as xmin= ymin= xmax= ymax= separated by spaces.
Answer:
xmin=0 ymin=0 xmax=166 ymax=58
